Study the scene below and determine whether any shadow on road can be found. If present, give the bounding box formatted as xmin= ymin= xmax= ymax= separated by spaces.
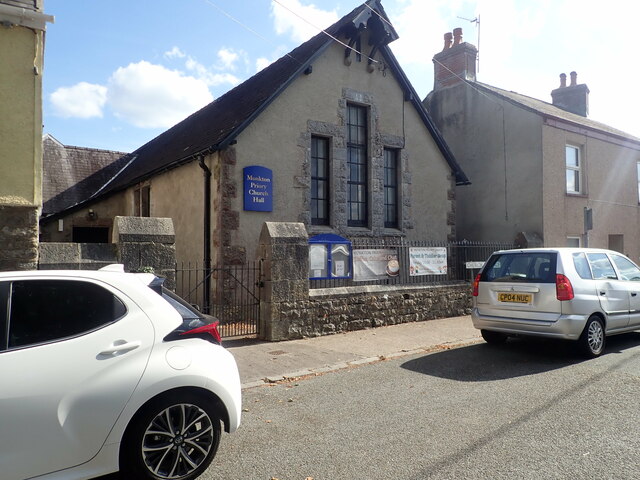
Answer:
xmin=401 ymin=332 xmax=640 ymax=381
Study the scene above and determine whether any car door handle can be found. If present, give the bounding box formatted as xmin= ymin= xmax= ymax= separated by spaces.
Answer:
xmin=600 ymin=291 xmax=606 ymax=296
xmin=100 ymin=341 xmax=141 ymax=355
xmin=632 ymin=293 xmax=638 ymax=297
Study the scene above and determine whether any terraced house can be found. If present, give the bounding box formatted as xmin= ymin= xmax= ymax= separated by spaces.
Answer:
xmin=425 ymin=28 xmax=640 ymax=258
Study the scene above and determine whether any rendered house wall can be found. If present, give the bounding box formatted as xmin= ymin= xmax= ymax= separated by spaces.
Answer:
xmin=0 ymin=4 xmax=46 ymax=270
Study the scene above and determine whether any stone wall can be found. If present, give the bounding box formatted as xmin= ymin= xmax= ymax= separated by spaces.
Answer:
xmin=112 ymin=216 xmax=176 ymax=287
xmin=274 ymin=283 xmax=471 ymax=340
xmin=39 ymin=242 xmax=117 ymax=270
xmin=0 ymin=206 xmax=39 ymax=271
xmin=38 ymin=216 xmax=176 ymax=288
xmin=259 ymin=221 xmax=472 ymax=341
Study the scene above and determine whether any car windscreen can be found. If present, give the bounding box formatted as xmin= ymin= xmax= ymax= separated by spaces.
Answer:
xmin=480 ymin=252 xmax=557 ymax=283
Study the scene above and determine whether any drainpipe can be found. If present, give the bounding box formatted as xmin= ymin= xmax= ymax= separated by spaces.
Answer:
xmin=198 ymin=156 xmax=212 ymax=313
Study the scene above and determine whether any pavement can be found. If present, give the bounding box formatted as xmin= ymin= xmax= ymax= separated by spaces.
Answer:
xmin=225 ymin=315 xmax=482 ymax=389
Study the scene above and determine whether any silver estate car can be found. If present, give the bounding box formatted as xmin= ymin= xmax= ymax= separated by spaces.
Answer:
xmin=472 ymin=248 xmax=640 ymax=357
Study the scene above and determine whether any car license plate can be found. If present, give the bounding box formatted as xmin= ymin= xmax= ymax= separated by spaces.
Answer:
xmin=497 ymin=292 xmax=532 ymax=304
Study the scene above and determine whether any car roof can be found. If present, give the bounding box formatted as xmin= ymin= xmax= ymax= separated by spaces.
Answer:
xmin=0 ymin=265 xmax=157 ymax=287
xmin=492 ymin=247 xmax=622 ymax=255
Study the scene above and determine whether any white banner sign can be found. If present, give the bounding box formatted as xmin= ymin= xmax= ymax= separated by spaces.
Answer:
xmin=353 ymin=249 xmax=399 ymax=281
xmin=409 ymin=247 xmax=447 ymax=276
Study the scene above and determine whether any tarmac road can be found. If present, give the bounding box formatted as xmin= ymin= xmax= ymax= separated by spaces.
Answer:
xmin=205 ymin=332 xmax=640 ymax=480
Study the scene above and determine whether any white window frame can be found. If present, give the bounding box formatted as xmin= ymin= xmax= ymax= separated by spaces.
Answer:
xmin=566 ymin=145 xmax=582 ymax=194
xmin=637 ymin=162 xmax=640 ymax=204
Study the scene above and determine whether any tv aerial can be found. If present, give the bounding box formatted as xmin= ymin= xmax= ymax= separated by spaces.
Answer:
xmin=457 ymin=15 xmax=480 ymax=71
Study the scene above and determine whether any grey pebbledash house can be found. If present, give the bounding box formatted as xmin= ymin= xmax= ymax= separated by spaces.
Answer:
xmin=424 ymin=28 xmax=640 ymax=258
xmin=41 ymin=0 xmax=469 ymax=271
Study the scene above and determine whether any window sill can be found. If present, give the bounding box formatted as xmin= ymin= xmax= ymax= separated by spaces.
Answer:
xmin=344 ymin=226 xmax=374 ymax=237
xmin=308 ymin=225 xmax=334 ymax=235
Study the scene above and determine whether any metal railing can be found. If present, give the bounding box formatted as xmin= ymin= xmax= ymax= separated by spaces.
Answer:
xmin=310 ymin=239 xmax=512 ymax=289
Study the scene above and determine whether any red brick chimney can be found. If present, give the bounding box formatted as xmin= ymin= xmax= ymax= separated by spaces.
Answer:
xmin=433 ymin=28 xmax=478 ymax=89
xmin=551 ymin=71 xmax=589 ymax=117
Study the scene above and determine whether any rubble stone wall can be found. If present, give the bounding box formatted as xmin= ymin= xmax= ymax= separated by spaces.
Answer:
xmin=271 ymin=283 xmax=472 ymax=340
xmin=38 ymin=217 xmax=176 ymax=288
xmin=0 ymin=206 xmax=39 ymax=271
xmin=259 ymin=221 xmax=472 ymax=341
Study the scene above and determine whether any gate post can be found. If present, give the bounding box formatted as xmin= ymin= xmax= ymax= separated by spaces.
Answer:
xmin=112 ymin=216 xmax=176 ymax=288
xmin=258 ymin=222 xmax=309 ymax=341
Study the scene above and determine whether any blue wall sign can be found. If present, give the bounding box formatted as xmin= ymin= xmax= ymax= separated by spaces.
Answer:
xmin=243 ymin=166 xmax=273 ymax=212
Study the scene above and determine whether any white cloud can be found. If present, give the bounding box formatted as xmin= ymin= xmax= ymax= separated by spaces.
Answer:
xmin=49 ymin=47 xmax=243 ymax=130
xmin=107 ymin=61 xmax=213 ymax=128
xmin=50 ymin=82 xmax=107 ymax=119
xmin=270 ymin=0 xmax=339 ymax=42
xmin=256 ymin=57 xmax=273 ymax=72
xmin=166 ymin=46 xmax=242 ymax=87
xmin=164 ymin=46 xmax=186 ymax=59
xmin=218 ymin=48 xmax=239 ymax=70
xmin=185 ymin=57 xmax=241 ymax=87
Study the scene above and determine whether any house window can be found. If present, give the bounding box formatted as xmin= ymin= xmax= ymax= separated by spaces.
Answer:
xmin=384 ymin=148 xmax=399 ymax=228
xmin=566 ymin=236 xmax=581 ymax=247
xmin=134 ymin=185 xmax=150 ymax=217
xmin=566 ymin=145 xmax=582 ymax=194
xmin=311 ymin=136 xmax=330 ymax=225
xmin=347 ymin=104 xmax=368 ymax=227
xmin=608 ymin=234 xmax=624 ymax=254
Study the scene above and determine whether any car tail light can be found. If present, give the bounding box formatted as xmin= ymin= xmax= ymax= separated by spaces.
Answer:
xmin=556 ymin=274 xmax=574 ymax=301
xmin=180 ymin=321 xmax=222 ymax=344
xmin=472 ymin=273 xmax=481 ymax=296
xmin=165 ymin=318 xmax=222 ymax=345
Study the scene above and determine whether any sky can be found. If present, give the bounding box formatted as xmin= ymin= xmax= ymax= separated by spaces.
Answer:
xmin=42 ymin=0 xmax=640 ymax=153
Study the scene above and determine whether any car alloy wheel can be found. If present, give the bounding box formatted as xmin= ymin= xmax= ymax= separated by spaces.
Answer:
xmin=122 ymin=393 xmax=221 ymax=480
xmin=142 ymin=403 xmax=214 ymax=479
xmin=580 ymin=316 xmax=605 ymax=358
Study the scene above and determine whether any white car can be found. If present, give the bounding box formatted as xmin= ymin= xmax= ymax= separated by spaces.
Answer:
xmin=0 ymin=265 xmax=241 ymax=480
xmin=472 ymin=248 xmax=640 ymax=357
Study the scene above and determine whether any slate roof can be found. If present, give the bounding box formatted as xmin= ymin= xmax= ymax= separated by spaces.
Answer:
xmin=42 ymin=135 xmax=129 ymax=217
xmin=475 ymin=82 xmax=640 ymax=144
xmin=2 ymin=0 xmax=39 ymax=11
xmin=43 ymin=0 xmax=468 ymax=221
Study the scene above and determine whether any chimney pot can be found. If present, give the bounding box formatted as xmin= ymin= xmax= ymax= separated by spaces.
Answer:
xmin=559 ymin=73 xmax=567 ymax=88
xmin=443 ymin=32 xmax=453 ymax=51
xmin=453 ymin=27 xmax=463 ymax=45
xmin=570 ymin=71 xmax=577 ymax=86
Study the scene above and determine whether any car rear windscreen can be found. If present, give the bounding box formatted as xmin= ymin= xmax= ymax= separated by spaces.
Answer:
xmin=480 ymin=252 xmax=557 ymax=283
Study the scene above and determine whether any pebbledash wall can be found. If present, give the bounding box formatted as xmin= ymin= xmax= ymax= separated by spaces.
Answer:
xmin=258 ymin=222 xmax=472 ymax=341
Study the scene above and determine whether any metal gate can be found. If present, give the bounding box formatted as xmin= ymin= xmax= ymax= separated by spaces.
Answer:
xmin=174 ymin=261 xmax=262 ymax=338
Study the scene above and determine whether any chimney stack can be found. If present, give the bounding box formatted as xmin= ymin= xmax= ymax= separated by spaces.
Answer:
xmin=551 ymin=71 xmax=589 ymax=117
xmin=433 ymin=28 xmax=478 ymax=90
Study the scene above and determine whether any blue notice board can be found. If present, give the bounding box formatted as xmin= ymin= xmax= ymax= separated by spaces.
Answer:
xmin=243 ymin=166 xmax=273 ymax=212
